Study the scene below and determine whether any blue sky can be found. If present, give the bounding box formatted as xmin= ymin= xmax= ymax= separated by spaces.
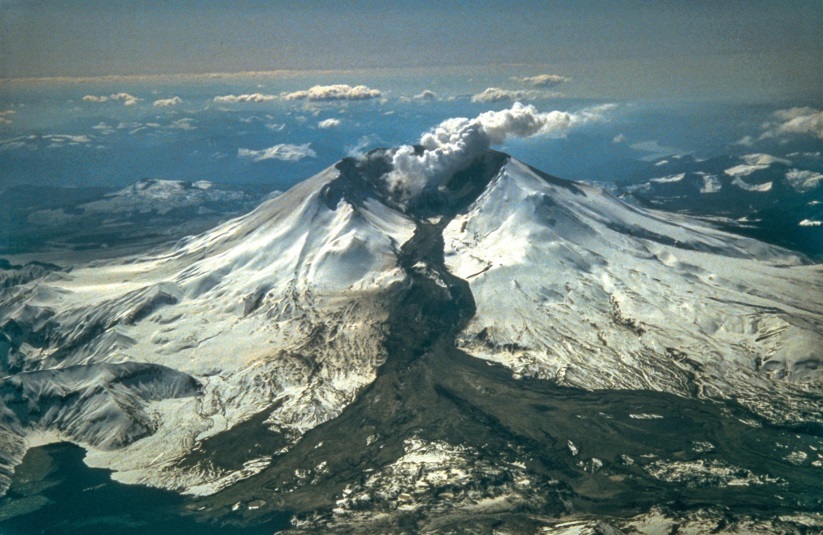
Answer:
xmin=2 ymin=1 xmax=822 ymax=100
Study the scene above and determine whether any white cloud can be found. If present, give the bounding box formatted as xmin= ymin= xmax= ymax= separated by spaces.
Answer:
xmin=153 ymin=96 xmax=182 ymax=107
xmin=0 ymin=118 xmax=11 ymax=125
xmin=213 ymin=93 xmax=277 ymax=103
xmin=613 ymin=133 xmax=627 ymax=144
xmin=237 ymin=143 xmax=317 ymax=162
xmin=413 ymin=90 xmax=439 ymax=101
xmin=629 ymin=139 xmax=687 ymax=161
xmin=471 ymin=87 xmax=559 ymax=103
xmin=168 ymin=118 xmax=196 ymax=131
xmin=511 ymin=74 xmax=571 ymax=88
xmin=281 ymin=84 xmax=381 ymax=101
xmin=44 ymin=134 xmax=91 ymax=144
xmin=115 ymin=93 xmax=139 ymax=106
xmin=773 ymin=107 xmax=823 ymax=139
xmin=399 ymin=90 xmax=442 ymax=103
xmin=83 ymin=93 xmax=139 ymax=106
xmin=7 ymin=134 xmax=95 ymax=149
xmin=0 ymin=110 xmax=14 ymax=123
xmin=385 ymin=102 xmax=608 ymax=202
xmin=787 ymin=151 xmax=822 ymax=159
xmin=317 ymin=118 xmax=341 ymax=129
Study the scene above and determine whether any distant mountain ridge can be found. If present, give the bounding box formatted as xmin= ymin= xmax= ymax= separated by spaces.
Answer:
xmin=616 ymin=152 xmax=823 ymax=259
xmin=0 ymin=178 xmax=275 ymax=255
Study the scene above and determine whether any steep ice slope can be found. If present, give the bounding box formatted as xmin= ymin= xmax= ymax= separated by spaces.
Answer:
xmin=0 ymin=162 xmax=415 ymax=493
xmin=444 ymin=158 xmax=823 ymax=424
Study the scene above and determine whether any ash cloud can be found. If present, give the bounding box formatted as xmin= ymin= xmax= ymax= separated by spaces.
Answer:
xmin=384 ymin=102 xmax=609 ymax=202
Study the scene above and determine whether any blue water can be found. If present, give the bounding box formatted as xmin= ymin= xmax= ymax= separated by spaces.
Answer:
xmin=0 ymin=443 xmax=286 ymax=534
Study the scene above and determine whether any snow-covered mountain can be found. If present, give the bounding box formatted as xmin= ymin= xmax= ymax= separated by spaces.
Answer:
xmin=444 ymin=157 xmax=823 ymax=423
xmin=1 ymin=145 xmax=821 ymax=531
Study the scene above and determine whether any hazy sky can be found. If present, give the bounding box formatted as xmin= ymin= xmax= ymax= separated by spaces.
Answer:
xmin=1 ymin=1 xmax=822 ymax=100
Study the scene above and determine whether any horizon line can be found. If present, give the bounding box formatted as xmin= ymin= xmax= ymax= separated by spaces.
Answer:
xmin=0 ymin=64 xmax=545 ymax=86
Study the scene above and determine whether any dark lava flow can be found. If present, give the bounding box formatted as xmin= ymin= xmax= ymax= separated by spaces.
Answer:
xmin=193 ymin=154 xmax=823 ymax=532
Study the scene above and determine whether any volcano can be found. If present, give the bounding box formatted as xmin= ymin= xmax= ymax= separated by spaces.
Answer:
xmin=1 ymin=148 xmax=822 ymax=533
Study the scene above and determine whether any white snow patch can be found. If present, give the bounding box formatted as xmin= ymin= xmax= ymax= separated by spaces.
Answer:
xmin=741 ymin=153 xmax=791 ymax=166
xmin=650 ymin=173 xmax=685 ymax=184
xmin=786 ymin=169 xmax=823 ymax=192
xmin=698 ymin=173 xmax=722 ymax=193
xmin=731 ymin=176 xmax=773 ymax=192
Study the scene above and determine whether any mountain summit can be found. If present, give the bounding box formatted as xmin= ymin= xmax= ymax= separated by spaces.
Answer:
xmin=1 ymin=148 xmax=822 ymax=532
